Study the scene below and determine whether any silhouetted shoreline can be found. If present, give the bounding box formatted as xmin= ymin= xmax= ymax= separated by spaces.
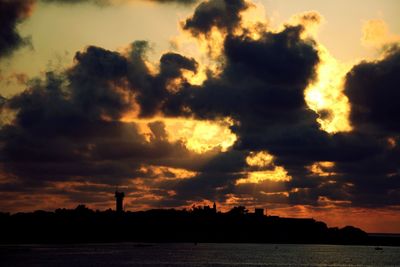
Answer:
xmin=1 ymin=205 xmax=399 ymax=246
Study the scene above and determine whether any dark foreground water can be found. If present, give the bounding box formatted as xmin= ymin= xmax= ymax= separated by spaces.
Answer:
xmin=1 ymin=243 xmax=400 ymax=267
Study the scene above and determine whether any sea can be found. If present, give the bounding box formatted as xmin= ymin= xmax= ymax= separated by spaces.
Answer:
xmin=1 ymin=243 xmax=399 ymax=267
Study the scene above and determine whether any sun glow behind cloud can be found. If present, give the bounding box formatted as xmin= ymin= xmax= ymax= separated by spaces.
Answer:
xmin=304 ymin=44 xmax=353 ymax=133
xmin=172 ymin=1 xmax=269 ymax=86
xmin=236 ymin=151 xmax=292 ymax=184
xmin=280 ymin=11 xmax=354 ymax=134
xmin=171 ymin=27 xmax=224 ymax=85
xmin=236 ymin=167 xmax=291 ymax=184
xmin=307 ymin=161 xmax=336 ymax=177
xmin=174 ymin=5 xmax=355 ymax=135
xmin=122 ymin=116 xmax=237 ymax=153
xmin=139 ymin=165 xmax=197 ymax=180
xmin=234 ymin=0 xmax=267 ymax=40
xmin=246 ymin=151 xmax=273 ymax=167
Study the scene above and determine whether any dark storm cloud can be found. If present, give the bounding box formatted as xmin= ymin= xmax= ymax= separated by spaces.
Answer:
xmin=68 ymin=46 xmax=132 ymax=120
xmin=158 ymin=24 xmax=327 ymax=206
xmin=2 ymin=0 xmax=400 ymax=212
xmin=0 ymin=0 xmax=34 ymax=58
xmin=224 ymin=26 xmax=318 ymax=87
xmin=161 ymin=157 xmax=245 ymax=206
xmin=0 ymin=95 xmax=5 ymax=106
xmin=127 ymin=41 xmax=198 ymax=117
xmin=162 ymin=24 xmax=391 ymax=209
xmin=183 ymin=0 xmax=249 ymax=36
xmin=159 ymin=53 xmax=198 ymax=80
xmin=0 ymin=45 xmax=204 ymax=192
xmin=159 ymin=16 xmax=400 ymax=209
xmin=163 ymin=25 xmax=319 ymax=119
xmin=163 ymin=25 xmax=328 ymax=170
xmin=0 ymin=37 xmax=224 ymax=213
xmin=316 ymin=45 xmax=400 ymax=208
xmin=345 ymin=45 xmax=400 ymax=133
xmin=2 ymin=67 xmax=138 ymax=183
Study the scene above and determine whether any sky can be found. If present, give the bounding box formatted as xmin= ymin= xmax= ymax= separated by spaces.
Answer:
xmin=0 ymin=0 xmax=399 ymax=233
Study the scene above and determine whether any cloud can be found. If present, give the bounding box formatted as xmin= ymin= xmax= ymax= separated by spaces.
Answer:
xmin=133 ymin=48 xmax=198 ymax=117
xmin=182 ymin=0 xmax=250 ymax=36
xmin=0 ymin=95 xmax=5 ymax=106
xmin=0 ymin=40 xmax=220 ymax=211
xmin=156 ymin=22 xmax=327 ymax=206
xmin=164 ymin=25 xmax=319 ymax=118
xmin=329 ymin=45 xmax=400 ymax=209
xmin=0 ymin=0 xmax=35 ymax=58
xmin=1 ymin=0 xmax=400 ymax=217
xmin=68 ymin=46 xmax=133 ymax=120
xmin=345 ymin=46 xmax=400 ymax=133
xmin=157 ymin=7 xmax=400 ymax=210
xmin=0 ymin=46 xmax=206 ymax=192
xmin=361 ymin=19 xmax=400 ymax=49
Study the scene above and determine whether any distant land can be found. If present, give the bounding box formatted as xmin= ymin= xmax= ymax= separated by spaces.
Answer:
xmin=1 ymin=204 xmax=399 ymax=246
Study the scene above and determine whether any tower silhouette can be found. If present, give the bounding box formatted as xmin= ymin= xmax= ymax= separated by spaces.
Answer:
xmin=115 ymin=191 xmax=125 ymax=213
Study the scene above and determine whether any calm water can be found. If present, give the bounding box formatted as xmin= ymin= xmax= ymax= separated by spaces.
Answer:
xmin=1 ymin=243 xmax=399 ymax=267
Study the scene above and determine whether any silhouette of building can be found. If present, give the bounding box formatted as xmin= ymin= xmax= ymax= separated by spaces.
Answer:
xmin=195 ymin=203 xmax=217 ymax=215
xmin=255 ymin=208 xmax=264 ymax=217
xmin=203 ymin=205 xmax=212 ymax=213
xmin=115 ymin=191 xmax=125 ymax=213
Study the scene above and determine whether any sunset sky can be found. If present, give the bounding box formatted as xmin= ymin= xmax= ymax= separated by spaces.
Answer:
xmin=0 ymin=0 xmax=400 ymax=233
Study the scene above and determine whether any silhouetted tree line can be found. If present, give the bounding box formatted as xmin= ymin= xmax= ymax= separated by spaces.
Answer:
xmin=0 ymin=205 xmax=397 ymax=245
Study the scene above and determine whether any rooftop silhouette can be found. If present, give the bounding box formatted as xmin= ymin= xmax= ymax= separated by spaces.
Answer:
xmin=115 ymin=191 xmax=125 ymax=213
xmin=0 ymin=192 xmax=397 ymax=245
xmin=1 ymin=202 xmax=398 ymax=246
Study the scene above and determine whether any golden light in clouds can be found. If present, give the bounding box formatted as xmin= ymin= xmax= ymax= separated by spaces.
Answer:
xmin=181 ymin=118 xmax=237 ymax=153
xmin=260 ymin=191 xmax=289 ymax=197
xmin=307 ymin=161 xmax=336 ymax=177
xmin=184 ymin=1 xmax=269 ymax=60
xmin=235 ymin=0 xmax=267 ymax=40
xmin=236 ymin=167 xmax=292 ymax=184
xmin=304 ymin=45 xmax=353 ymax=133
xmin=0 ymin=108 xmax=16 ymax=128
xmin=122 ymin=116 xmax=237 ymax=153
xmin=237 ymin=151 xmax=291 ymax=184
xmin=317 ymin=196 xmax=351 ymax=207
xmin=181 ymin=67 xmax=208 ymax=86
xmin=139 ymin=165 xmax=197 ymax=180
xmin=286 ymin=11 xmax=354 ymax=134
xmin=246 ymin=151 xmax=273 ymax=167
xmin=172 ymin=1 xmax=268 ymax=86
xmin=175 ymin=6 xmax=355 ymax=135
xmin=225 ymin=193 xmax=253 ymax=206
xmin=289 ymin=11 xmax=324 ymax=39
xmin=171 ymin=27 xmax=224 ymax=86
